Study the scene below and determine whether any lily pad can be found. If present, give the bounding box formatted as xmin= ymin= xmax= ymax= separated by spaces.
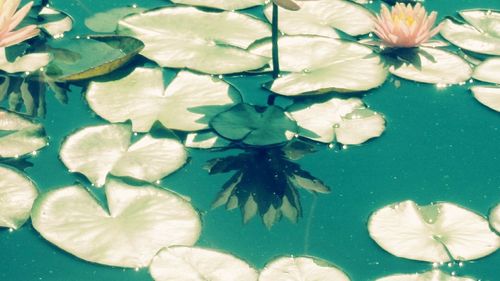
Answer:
xmin=288 ymin=97 xmax=385 ymax=144
xmin=473 ymin=58 xmax=500 ymax=84
xmin=470 ymin=86 xmax=500 ymax=112
xmin=38 ymin=6 xmax=73 ymax=37
xmin=117 ymin=6 xmax=270 ymax=74
xmin=0 ymin=49 xmax=50 ymax=74
xmin=86 ymin=67 xmax=241 ymax=132
xmin=44 ymin=35 xmax=144 ymax=81
xmin=85 ymin=7 xmax=146 ymax=33
xmin=150 ymin=246 xmax=258 ymax=281
xmin=0 ymin=109 xmax=48 ymax=158
xmin=210 ymin=104 xmax=298 ymax=146
xmin=389 ymin=47 xmax=472 ymax=84
xmin=0 ymin=166 xmax=38 ymax=229
xmin=171 ymin=0 xmax=266 ymax=10
xmin=491 ymin=204 xmax=500 ymax=233
xmin=264 ymin=0 xmax=374 ymax=38
xmin=185 ymin=131 xmax=230 ymax=149
xmin=31 ymin=178 xmax=201 ymax=268
xmin=376 ymin=270 xmax=475 ymax=281
xmin=249 ymin=36 xmax=387 ymax=96
xmin=259 ymin=256 xmax=350 ymax=281
xmin=60 ymin=124 xmax=187 ymax=187
xmin=368 ymin=200 xmax=500 ymax=262
xmin=440 ymin=10 xmax=500 ymax=56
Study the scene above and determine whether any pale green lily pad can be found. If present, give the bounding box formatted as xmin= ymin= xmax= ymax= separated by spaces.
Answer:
xmin=60 ymin=124 xmax=187 ymax=187
xmin=473 ymin=58 xmax=500 ymax=84
xmin=264 ymin=0 xmax=374 ymax=38
xmin=389 ymin=47 xmax=472 ymax=84
xmin=259 ymin=256 xmax=350 ymax=281
xmin=288 ymin=97 xmax=385 ymax=144
xmin=0 ymin=49 xmax=50 ymax=74
xmin=0 ymin=109 xmax=48 ymax=158
xmin=185 ymin=131 xmax=230 ymax=149
xmin=150 ymin=246 xmax=258 ymax=281
xmin=39 ymin=7 xmax=73 ymax=37
xmin=86 ymin=67 xmax=241 ymax=132
xmin=31 ymin=178 xmax=201 ymax=268
xmin=210 ymin=104 xmax=298 ymax=146
xmin=171 ymin=0 xmax=266 ymax=10
xmin=368 ymin=200 xmax=500 ymax=262
xmin=249 ymin=36 xmax=387 ymax=96
xmin=491 ymin=204 xmax=500 ymax=233
xmin=470 ymin=86 xmax=500 ymax=112
xmin=117 ymin=7 xmax=270 ymax=74
xmin=0 ymin=166 xmax=38 ymax=229
xmin=85 ymin=7 xmax=146 ymax=33
xmin=376 ymin=270 xmax=475 ymax=281
xmin=440 ymin=10 xmax=500 ymax=56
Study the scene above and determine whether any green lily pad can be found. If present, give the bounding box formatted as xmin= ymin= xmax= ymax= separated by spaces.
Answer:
xmin=259 ymin=256 xmax=350 ymax=281
xmin=389 ymin=47 xmax=472 ymax=84
xmin=264 ymin=0 xmax=374 ymax=38
xmin=185 ymin=131 xmax=230 ymax=149
xmin=60 ymin=124 xmax=187 ymax=187
xmin=376 ymin=270 xmax=475 ymax=281
xmin=470 ymin=86 xmax=500 ymax=112
xmin=45 ymin=35 xmax=144 ymax=81
xmin=440 ymin=10 xmax=500 ymax=56
xmin=473 ymin=58 xmax=500 ymax=84
xmin=368 ymin=200 xmax=500 ymax=263
xmin=0 ymin=109 xmax=48 ymax=158
xmin=117 ymin=6 xmax=270 ymax=74
xmin=31 ymin=178 xmax=201 ymax=268
xmin=86 ymin=67 xmax=241 ymax=132
xmin=249 ymin=36 xmax=387 ymax=96
xmin=0 ymin=49 xmax=50 ymax=74
xmin=85 ymin=6 xmax=146 ymax=33
xmin=150 ymin=246 xmax=258 ymax=281
xmin=171 ymin=0 xmax=266 ymax=10
xmin=0 ymin=166 xmax=38 ymax=229
xmin=288 ymin=97 xmax=385 ymax=144
xmin=491 ymin=204 xmax=500 ymax=233
xmin=210 ymin=104 xmax=298 ymax=146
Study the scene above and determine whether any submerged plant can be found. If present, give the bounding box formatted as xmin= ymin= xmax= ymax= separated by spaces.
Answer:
xmin=0 ymin=0 xmax=40 ymax=48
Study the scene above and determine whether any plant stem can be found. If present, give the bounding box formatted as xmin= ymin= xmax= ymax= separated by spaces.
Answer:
xmin=271 ymin=3 xmax=280 ymax=79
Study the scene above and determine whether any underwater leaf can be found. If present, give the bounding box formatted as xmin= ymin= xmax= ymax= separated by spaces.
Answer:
xmin=150 ymin=246 xmax=258 ymax=281
xmin=210 ymin=104 xmax=298 ymax=146
xmin=45 ymin=36 xmax=144 ymax=81
xmin=368 ymin=200 xmax=500 ymax=263
xmin=389 ymin=47 xmax=472 ymax=84
xmin=0 ymin=165 xmax=38 ymax=229
xmin=249 ymin=36 xmax=387 ymax=96
xmin=31 ymin=178 xmax=201 ymax=268
xmin=171 ymin=0 xmax=266 ymax=10
xmin=259 ymin=256 xmax=350 ymax=281
xmin=376 ymin=270 xmax=475 ymax=281
xmin=440 ymin=10 xmax=500 ymax=56
xmin=185 ymin=131 xmax=231 ymax=149
xmin=85 ymin=7 xmax=145 ymax=33
xmin=0 ymin=49 xmax=50 ymax=73
xmin=470 ymin=86 xmax=500 ymax=112
xmin=0 ymin=109 xmax=48 ymax=158
xmin=288 ymin=97 xmax=385 ymax=144
xmin=87 ymin=67 xmax=241 ymax=132
xmin=117 ymin=7 xmax=270 ymax=74
xmin=60 ymin=124 xmax=187 ymax=187
xmin=473 ymin=57 xmax=500 ymax=84
xmin=264 ymin=0 xmax=374 ymax=38
xmin=491 ymin=204 xmax=500 ymax=233
xmin=38 ymin=7 xmax=73 ymax=37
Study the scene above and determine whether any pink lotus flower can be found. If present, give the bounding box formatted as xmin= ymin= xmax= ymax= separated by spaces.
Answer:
xmin=0 ymin=0 xmax=40 ymax=48
xmin=374 ymin=3 xmax=441 ymax=48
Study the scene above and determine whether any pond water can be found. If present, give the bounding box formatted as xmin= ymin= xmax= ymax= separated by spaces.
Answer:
xmin=1 ymin=0 xmax=499 ymax=280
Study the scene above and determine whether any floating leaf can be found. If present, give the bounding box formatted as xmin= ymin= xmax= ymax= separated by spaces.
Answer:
xmin=440 ymin=10 xmax=500 ymax=56
xmin=85 ymin=7 xmax=145 ymax=33
xmin=376 ymin=270 xmax=475 ymax=281
xmin=368 ymin=200 xmax=500 ymax=262
xmin=0 ymin=109 xmax=48 ymax=158
xmin=259 ymin=256 xmax=350 ymax=281
xmin=288 ymin=97 xmax=385 ymax=144
xmin=117 ymin=7 xmax=270 ymax=74
xmin=150 ymin=246 xmax=258 ymax=281
xmin=491 ymin=204 xmax=500 ymax=233
xmin=473 ymin=57 xmax=500 ymax=84
xmin=45 ymin=35 xmax=144 ymax=81
xmin=470 ymin=86 xmax=500 ymax=112
xmin=264 ymin=0 xmax=374 ymax=38
xmin=60 ymin=124 xmax=187 ymax=187
xmin=389 ymin=47 xmax=472 ymax=84
xmin=38 ymin=6 xmax=73 ymax=37
xmin=31 ymin=178 xmax=201 ymax=268
xmin=0 ymin=49 xmax=50 ymax=74
xmin=87 ymin=67 xmax=241 ymax=132
xmin=185 ymin=131 xmax=230 ymax=149
xmin=249 ymin=36 xmax=387 ymax=96
xmin=0 ymin=166 xmax=38 ymax=229
xmin=171 ymin=0 xmax=266 ymax=10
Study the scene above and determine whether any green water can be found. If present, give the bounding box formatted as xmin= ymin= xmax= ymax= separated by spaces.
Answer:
xmin=1 ymin=0 xmax=500 ymax=280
